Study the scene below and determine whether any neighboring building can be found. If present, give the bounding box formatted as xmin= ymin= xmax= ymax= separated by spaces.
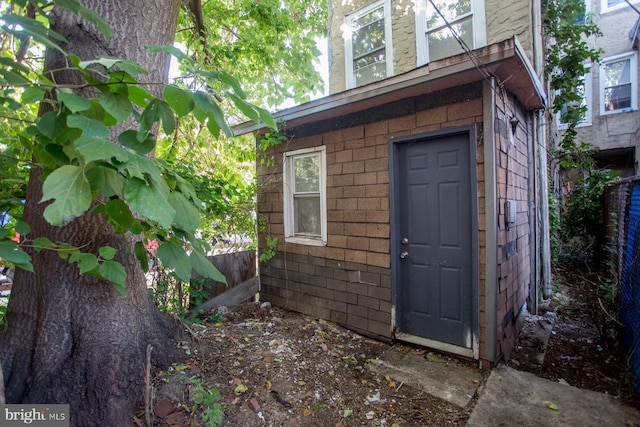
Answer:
xmin=238 ymin=0 xmax=551 ymax=365
xmin=558 ymin=0 xmax=640 ymax=175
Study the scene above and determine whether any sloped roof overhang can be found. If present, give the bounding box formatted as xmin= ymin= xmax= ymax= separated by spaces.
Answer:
xmin=234 ymin=36 xmax=546 ymax=135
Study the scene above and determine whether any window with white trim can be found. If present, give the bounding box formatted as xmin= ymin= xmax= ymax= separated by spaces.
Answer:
xmin=558 ymin=65 xmax=592 ymax=128
xmin=283 ymin=146 xmax=327 ymax=246
xmin=344 ymin=0 xmax=393 ymax=89
xmin=601 ymin=0 xmax=640 ymax=13
xmin=415 ymin=0 xmax=486 ymax=65
xmin=600 ymin=53 xmax=637 ymax=115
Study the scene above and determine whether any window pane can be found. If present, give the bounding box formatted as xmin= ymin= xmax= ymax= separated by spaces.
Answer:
xmin=294 ymin=195 xmax=321 ymax=235
xmin=294 ymin=156 xmax=319 ymax=192
xmin=604 ymin=59 xmax=632 ymax=111
xmin=607 ymin=0 xmax=622 ymax=7
xmin=604 ymin=83 xmax=631 ymax=111
xmin=427 ymin=0 xmax=471 ymax=29
xmin=427 ymin=17 xmax=473 ymax=62
xmin=353 ymin=18 xmax=385 ymax=58
xmin=350 ymin=5 xmax=386 ymax=87
xmin=355 ymin=58 xmax=387 ymax=86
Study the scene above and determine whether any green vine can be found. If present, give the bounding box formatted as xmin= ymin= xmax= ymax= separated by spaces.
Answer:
xmin=543 ymin=0 xmax=602 ymax=170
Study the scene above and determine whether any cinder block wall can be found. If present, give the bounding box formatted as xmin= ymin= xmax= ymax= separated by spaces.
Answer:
xmin=257 ymin=85 xmax=487 ymax=344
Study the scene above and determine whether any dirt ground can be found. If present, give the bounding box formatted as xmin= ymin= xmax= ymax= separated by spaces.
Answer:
xmin=142 ymin=302 xmax=474 ymax=427
xmin=507 ymin=264 xmax=640 ymax=407
xmin=142 ymin=264 xmax=639 ymax=427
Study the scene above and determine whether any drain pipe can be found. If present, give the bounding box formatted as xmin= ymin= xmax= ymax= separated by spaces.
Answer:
xmin=483 ymin=78 xmax=498 ymax=364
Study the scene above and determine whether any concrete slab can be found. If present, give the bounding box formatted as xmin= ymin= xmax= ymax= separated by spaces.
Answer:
xmin=467 ymin=365 xmax=640 ymax=427
xmin=367 ymin=346 xmax=484 ymax=408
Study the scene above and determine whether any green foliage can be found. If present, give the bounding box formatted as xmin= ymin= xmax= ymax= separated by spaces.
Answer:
xmin=257 ymin=216 xmax=278 ymax=263
xmin=0 ymin=293 xmax=8 ymax=331
xmin=176 ymin=0 xmax=327 ymax=110
xmin=559 ymin=169 xmax=618 ymax=259
xmin=543 ymin=0 xmax=602 ymax=169
xmin=0 ymin=2 xmax=283 ymax=291
xmin=548 ymin=181 xmax=562 ymax=264
xmin=189 ymin=378 xmax=223 ymax=426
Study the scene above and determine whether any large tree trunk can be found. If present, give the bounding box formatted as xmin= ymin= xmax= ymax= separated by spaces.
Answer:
xmin=0 ymin=1 xmax=185 ymax=425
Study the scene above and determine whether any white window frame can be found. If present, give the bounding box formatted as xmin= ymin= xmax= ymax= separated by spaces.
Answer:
xmin=601 ymin=0 xmax=640 ymax=14
xmin=344 ymin=0 xmax=394 ymax=89
xmin=599 ymin=52 xmax=637 ymax=116
xmin=415 ymin=0 xmax=486 ymax=66
xmin=558 ymin=64 xmax=593 ymax=129
xmin=283 ymin=146 xmax=327 ymax=246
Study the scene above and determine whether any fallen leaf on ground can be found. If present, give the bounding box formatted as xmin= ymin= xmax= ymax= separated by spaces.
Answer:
xmin=544 ymin=401 xmax=558 ymax=411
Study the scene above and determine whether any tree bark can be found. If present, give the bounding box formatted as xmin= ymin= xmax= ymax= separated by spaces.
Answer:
xmin=0 ymin=1 xmax=185 ymax=425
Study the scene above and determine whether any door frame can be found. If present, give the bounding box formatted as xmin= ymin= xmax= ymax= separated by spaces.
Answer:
xmin=389 ymin=126 xmax=480 ymax=359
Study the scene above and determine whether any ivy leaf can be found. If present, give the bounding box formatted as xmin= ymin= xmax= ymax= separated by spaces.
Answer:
xmin=21 ymin=86 xmax=45 ymax=104
xmin=57 ymin=89 xmax=91 ymax=113
xmin=75 ymin=137 xmax=130 ymax=163
xmin=67 ymin=115 xmax=110 ymax=139
xmin=163 ymin=85 xmax=194 ymax=118
xmin=15 ymin=220 xmax=30 ymax=236
xmin=134 ymin=241 xmax=149 ymax=271
xmin=105 ymin=198 xmax=134 ymax=231
xmin=41 ymin=165 xmax=92 ymax=226
xmin=156 ymin=240 xmax=191 ymax=282
xmin=69 ymin=252 xmax=99 ymax=274
xmin=123 ymin=178 xmax=175 ymax=229
xmin=146 ymin=44 xmax=194 ymax=64
xmin=218 ymin=71 xmax=246 ymax=98
xmin=99 ymin=91 xmax=133 ymax=122
xmin=37 ymin=111 xmax=58 ymax=139
xmin=193 ymin=91 xmax=232 ymax=137
xmin=99 ymin=260 xmax=128 ymax=294
xmin=190 ymin=250 xmax=226 ymax=283
xmin=168 ymin=192 xmax=200 ymax=234
xmin=85 ymin=165 xmax=124 ymax=197
xmin=33 ymin=237 xmax=55 ymax=251
xmin=0 ymin=240 xmax=33 ymax=272
xmin=99 ymin=246 xmax=117 ymax=260
xmin=118 ymin=130 xmax=156 ymax=155
xmin=227 ymin=93 xmax=260 ymax=122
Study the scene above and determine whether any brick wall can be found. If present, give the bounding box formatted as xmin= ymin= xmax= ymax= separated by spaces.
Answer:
xmin=493 ymin=95 xmax=533 ymax=360
xmin=257 ymin=88 xmax=486 ymax=343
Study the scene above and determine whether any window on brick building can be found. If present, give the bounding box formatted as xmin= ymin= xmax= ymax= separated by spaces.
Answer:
xmin=344 ymin=0 xmax=393 ymax=89
xmin=415 ymin=0 xmax=486 ymax=65
xmin=600 ymin=53 xmax=637 ymax=115
xmin=558 ymin=64 xmax=592 ymax=128
xmin=283 ymin=146 xmax=327 ymax=246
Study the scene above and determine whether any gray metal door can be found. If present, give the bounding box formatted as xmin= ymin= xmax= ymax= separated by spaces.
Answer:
xmin=395 ymin=133 xmax=473 ymax=348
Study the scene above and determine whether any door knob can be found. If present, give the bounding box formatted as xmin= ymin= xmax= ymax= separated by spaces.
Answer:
xmin=400 ymin=251 xmax=409 ymax=259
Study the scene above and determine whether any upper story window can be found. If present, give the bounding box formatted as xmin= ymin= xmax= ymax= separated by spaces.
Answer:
xmin=283 ymin=146 xmax=327 ymax=246
xmin=558 ymin=65 xmax=592 ymax=128
xmin=344 ymin=0 xmax=393 ymax=89
xmin=601 ymin=0 xmax=640 ymax=13
xmin=600 ymin=52 xmax=637 ymax=115
xmin=415 ymin=0 xmax=486 ymax=65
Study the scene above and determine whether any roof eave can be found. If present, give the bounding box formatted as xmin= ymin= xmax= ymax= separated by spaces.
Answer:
xmin=234 ymin=36 xmax=546 ymax=136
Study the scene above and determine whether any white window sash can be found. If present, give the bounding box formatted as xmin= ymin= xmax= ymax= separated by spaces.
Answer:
xmin=599 ymin=52 xmax=637 ymax=115
xmin=601 ymin=0 xmax=640 ymax=13
xmin=283 ymin=146 xmax=327 ymax=246
xmin=344 ymin=0 xmax=394 ymax=89
xmin=415 ymin=0 xmax=486 ymax=66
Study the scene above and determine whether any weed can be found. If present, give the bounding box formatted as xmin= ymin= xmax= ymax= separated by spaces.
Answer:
xmin=190 ymin=378 xmax=223 ymax=426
